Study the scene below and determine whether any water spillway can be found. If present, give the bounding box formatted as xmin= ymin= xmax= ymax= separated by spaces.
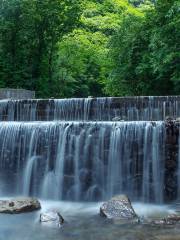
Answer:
xmin=0 ymin=121 xmax=165 ymax=203
xmin=0 ymin=96 xmax=180 ymax=121
xmin=0 ymin=96 xmax=179 ymax=204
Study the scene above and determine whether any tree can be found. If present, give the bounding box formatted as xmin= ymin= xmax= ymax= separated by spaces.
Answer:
xmin=0 ymin=0 xmax=82 ymax=97
xmin=1 ymin=0 xmax=178 ymax=98
xmin=53 ymin=0 xmax=139 ymax=97
xmin=149 ymin=0 xmax=180 ymax=94
xmin=54 ymin=30 xmax=109 ymax=97
xmin=129 ymin=0 xmax=156 ymax=7
xmin=105 ymin=0 xmax=180 ymax=96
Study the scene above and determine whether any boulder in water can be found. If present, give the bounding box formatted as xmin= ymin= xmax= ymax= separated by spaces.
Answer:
xmin=100 ymin=195 xmax=138 ymax=221
xmin=140 ymin=212 xmax=180 ymax=226
xmin=150 ymin=214 xmax=180 ymax=226
xmin=0 ymin=197 xmax=41 ymax=214
xmin=40 ymin=210 xmax=64 ymax=228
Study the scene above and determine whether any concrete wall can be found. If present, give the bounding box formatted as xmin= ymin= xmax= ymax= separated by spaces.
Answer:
xmin=164 ymin=120 xmax=180 ymax=202
xmin=0 ymin=89 xmax=35 ymax=99
xmin=0 ymin=96 xmax=179 ymax=121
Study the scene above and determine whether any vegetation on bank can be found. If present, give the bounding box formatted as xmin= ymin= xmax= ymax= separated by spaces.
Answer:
xmin=0 ymin=0 xmax=179 ymax=97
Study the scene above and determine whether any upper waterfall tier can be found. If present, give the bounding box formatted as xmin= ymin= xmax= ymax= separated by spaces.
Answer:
xmin=0 ymin=96 xmax=179 ymax=121
xmin=0 ymin=121 xmax=166 ymax=203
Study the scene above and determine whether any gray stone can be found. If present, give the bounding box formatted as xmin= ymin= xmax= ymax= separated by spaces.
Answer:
xmin=0 ymin=88 xmax=35 ymax=99
xmin=40 ymin=211 xmax=64 ymax=228
xmin=112 ymin=117 xmax=122 ymax=121
xmin=151 ymin=214 xmax=180 ymax=226
xmin=112 ymin=116 xmax=127 ymax=121
xmin=165 ymin=116 xmax=174 ymax=121
xmin=140 ymin=213 xmax=180 ymax=226
xmin=175 ymin=117 xmax=180 ymax=122
xmin=100 ymin=195 xmax=138 ymax=221
xmin=0 ymin=197 xmax=41 ymax=214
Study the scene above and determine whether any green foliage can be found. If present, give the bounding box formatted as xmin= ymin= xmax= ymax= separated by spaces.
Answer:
xmin=54 ymin=0 xmax=137 ymax=97
xmin=0 ymin=0 xmax=82 ymax=97
xmin=0 ymin=0 xmax=179 ymax=97
xmin=54 ymin=30 xmax=109 ymax=97
xmin=106 ymin=0 xmax=180 ymax=96
xmin=149 ymin=0 xmax=180 ymax=94
xmin=128 ymin=0 xmax=156 ymax=7
xmin=81 ymin=0 xmax=138 ymax=35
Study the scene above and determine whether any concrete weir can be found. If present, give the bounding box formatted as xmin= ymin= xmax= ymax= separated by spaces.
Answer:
xmin=0 ymin=88 xmax=35 ymax=100
xmin=0 ymin=96 xmax=179 ymax=204
xmin=0 ymin=96 xmax=179 ymax=121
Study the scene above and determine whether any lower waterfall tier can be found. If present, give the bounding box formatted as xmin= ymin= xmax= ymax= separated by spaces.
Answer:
xmin=0 ymin=121 xmax=179 ymax=203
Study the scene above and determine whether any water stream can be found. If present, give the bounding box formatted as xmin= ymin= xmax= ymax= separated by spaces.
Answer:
xmin=0 ymin=200 xmax=179 ymax=240
xmin=0 ymin=121 xmax=165 ymax=203
xmin=0 ymin=96 xmax=179 ymax=121
xmin=0 ymin=97 xmax=179 ymax=240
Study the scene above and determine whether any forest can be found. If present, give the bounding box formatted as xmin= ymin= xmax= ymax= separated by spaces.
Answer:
xmin=0 ymin=0 xmax=179 ymax=98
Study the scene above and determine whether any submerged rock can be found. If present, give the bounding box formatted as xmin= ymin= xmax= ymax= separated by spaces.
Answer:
xmin=140 ymin=212 xmax=180 ymax=226
xmin=100 ymin=195 xmax=138 ymax=221
xmin=0 ymin=197 xmax=41 ymax=214
xmin=150 ymin=214 xmax=180 ymax=226
xmin=40 ymin=210 xmax=64 ymax=228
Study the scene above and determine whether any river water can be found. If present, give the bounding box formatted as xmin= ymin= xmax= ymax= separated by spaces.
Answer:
xmin=0 ymin=200 xmax=180 ymax=240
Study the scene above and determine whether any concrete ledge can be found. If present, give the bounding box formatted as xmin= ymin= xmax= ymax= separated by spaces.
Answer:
xmin=0 ymin=89 xmax=35 ymax=99
xmin=0 ymin=96 xmax=179 ymax=121
xmin=164 ymin=120 xmax=180 ymax=202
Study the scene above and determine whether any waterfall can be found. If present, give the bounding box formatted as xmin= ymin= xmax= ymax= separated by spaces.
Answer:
xmin=0 ymin=96 xmax=179 ymax=203
xmin=23 ymin=156 xmax=36 ymax=195
xmin=142 ymin=123 xmax=165 ymax=203
xmin=0 ymin=96 xmax=179 ymax=121
xmin=178 ymin=126 xmax=180 ymax=199
xmin=0 ymin=121 xmax=165 ymax=202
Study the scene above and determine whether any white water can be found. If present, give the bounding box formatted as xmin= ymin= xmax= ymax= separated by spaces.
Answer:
xmin=0 ymin=199 xmax=179 ymax=240
xmin=36 ymin=200 xmax=176 ymax=221
xmin=0 ymin=121 xmax=165 ymax=203
xmin=0 ymin=96 xmax=179 ymax=240
xmin=0 ymin=96 xmax=179 ymax=121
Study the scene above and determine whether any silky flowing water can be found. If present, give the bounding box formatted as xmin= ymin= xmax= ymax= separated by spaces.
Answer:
xmin=0 ymin=121 xmax=165 ymax=203
xmin=0 ymin=97 xmax=179 ymax=240
xmin=0 ymin=96 xmax=180 ymax=121
xmin=0 ymin=201 xmax=180 ymax=240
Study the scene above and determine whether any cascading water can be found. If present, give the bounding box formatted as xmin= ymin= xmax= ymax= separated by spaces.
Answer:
xmin=142 ymin=123 xmax=165 ymax=203
xmin=0 ymin=96 xmax=179 ymax=205
xmin=0 ymin=96 xmax=179 ymax=121
xmin=0 ymin=96 xmax=180 ymax=240
xmin=0 ymin=121 xmax=165 ymax=203
xmin=178 ymin=126 xmax=180 ymax=199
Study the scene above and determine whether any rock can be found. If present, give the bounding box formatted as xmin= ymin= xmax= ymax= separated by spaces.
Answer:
xmin=9 ymin=201 xmax=15 ymax=207
xmin=165 ymin=116 xmax=174 ymax=121
xmin=166 ymin=214 xmax=180 ymax=224
xmin=40 ymin=210 xmax=64 ymax=228
xmin=175 ymin=117 xmax=180 ymax=122
xmin=0 ymin=197 xmax=41 ymax=214
xmin=144 ymin=214 xmax=180 ymax=226
xmin=100 ymin=195 xmax=138 ymax=221
xmin=112 ymin=117 xmax=123 ymax=121
xmin=112 ymin=116 xmax=127 ymax=121
xmin=150 ymin=218 xmax=174 ymax=226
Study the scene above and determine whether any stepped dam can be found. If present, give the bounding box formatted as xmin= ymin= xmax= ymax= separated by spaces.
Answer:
xmin=0 ymin=96 xmax=179 ymax=121
xmin=0 ymin=97 xmax=179 ymax=204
